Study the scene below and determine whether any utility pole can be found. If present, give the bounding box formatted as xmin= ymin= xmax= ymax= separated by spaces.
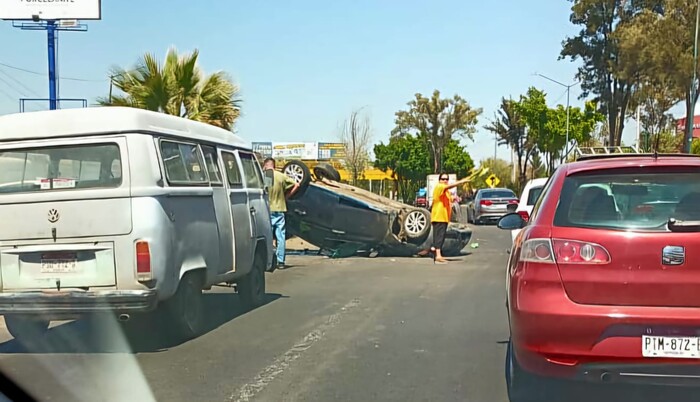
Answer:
xmin=534 ymin=73 xmax=579 ymax=162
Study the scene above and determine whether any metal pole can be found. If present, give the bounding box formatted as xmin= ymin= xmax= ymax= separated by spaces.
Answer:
xmin=564 ymin=86 xmax=570 ymax=163
xmin=47 ymin=20 xmax=57 ymax=110
xmin=636 ymin=105 xmax=641 ymax=150
xmin=494 ymin=134 xmax=497 ymax=160
xmin=686 ymin=0 xmax=700 ymax=153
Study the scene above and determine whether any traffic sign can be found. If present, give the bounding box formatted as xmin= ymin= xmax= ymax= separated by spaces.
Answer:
xmin=486 ymin=174 xmax=500 ymax=188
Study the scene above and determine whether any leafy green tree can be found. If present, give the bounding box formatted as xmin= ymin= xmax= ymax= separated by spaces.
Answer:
xmin=99 ymin=48 xmax=241 ymax=130
xmin=442 ymin=140 xmax=475 ymax=179
xmin=560 ymin=0 xmax=656 ymax=146
xmin=485 ymin=97 xmax=535 ymax=191
xmin=469 ymin=158 xmax=514 ymax=191
xmin=641 ymin=130 xmax=683 ymax=153
xmin=691 ymin=138 xmax=700 ymax=155
xmin=528 ymin=152 xmax=547 ymax=179
xmin=616 ymin=0 xmax=699 ymax=151
xmin=374 ymin=134 xmax=431 ymax=202
xmin=392 ymin=90 xmax=482 ymax=173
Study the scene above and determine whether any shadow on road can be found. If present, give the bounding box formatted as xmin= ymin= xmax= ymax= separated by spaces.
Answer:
xmin=0 ymin=292 xmax=285 ymax=355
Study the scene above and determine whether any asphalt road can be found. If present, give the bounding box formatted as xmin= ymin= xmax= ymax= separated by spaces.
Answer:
xmin=0 ymin=226 xmax=696 ymax=402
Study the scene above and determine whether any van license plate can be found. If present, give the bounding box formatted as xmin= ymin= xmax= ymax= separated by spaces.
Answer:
xmin=642 ymin=335 xmax=700 ymax=358
xmin=41 ymin=259 xmax=77 ymax=273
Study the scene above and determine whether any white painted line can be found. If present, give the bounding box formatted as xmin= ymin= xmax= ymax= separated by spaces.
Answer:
xmin=229 ymin=298 xmax=361 ymax=402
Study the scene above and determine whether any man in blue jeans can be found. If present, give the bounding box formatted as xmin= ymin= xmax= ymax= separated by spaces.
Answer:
xmin=263 ymin=158 xmax=299 ymax=269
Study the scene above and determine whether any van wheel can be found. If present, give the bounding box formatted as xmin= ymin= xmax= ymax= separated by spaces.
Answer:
xmin=239 ymin=255 xmax=266 ymax=309
xmin=164 ymin=272 xmax=204 ymax=340
xmin=5 ymin=315 xmax=50 ymax=342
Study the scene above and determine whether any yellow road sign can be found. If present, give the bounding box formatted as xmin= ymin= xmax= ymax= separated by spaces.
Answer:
xmin=486 ymin=174 xmax=500 ymax=188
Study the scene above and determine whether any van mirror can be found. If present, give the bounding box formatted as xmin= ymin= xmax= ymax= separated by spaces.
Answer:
xmin=497 ymin=213 xmax=525 ymax=230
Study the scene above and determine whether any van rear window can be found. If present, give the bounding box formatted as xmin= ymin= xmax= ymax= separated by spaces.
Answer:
xmin=0 ymin=143 xmax=122 ymax=193
xmin=554 ymin=168 xmax=700 ymax=231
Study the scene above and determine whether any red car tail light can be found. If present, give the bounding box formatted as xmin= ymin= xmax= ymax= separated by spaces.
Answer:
xmin=552 ymin=239 xmax=611 ymax=264
xmin=480 ymin=200 xmax=492 ymax=206
xmin=136 ymin=240 xmax=152 ymax=281
xmin=508 ymin=199 xmax=519 ymax=204
xmin=519 ymin=239 xmax=555 ymax=263
xmin=518 ymin=210 xmax=530 ymax=222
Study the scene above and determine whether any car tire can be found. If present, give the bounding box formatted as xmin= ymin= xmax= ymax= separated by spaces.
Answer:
xmin=403 ymin=208 xmax=431 ymax=243
xmin=313 ymin=163 xmax=341 ymax=182
xmin=164 ymin=271 xmax=204 ymax=340
xmin=5 ymin=315 xmax=49 ymax=342
xmin=239 ymin=253 xmax=266 ymax=309
xmin=506 ymin=339 xmax=550 ymax=402
xmin=283 ymin=160 xmax=311 ymax=199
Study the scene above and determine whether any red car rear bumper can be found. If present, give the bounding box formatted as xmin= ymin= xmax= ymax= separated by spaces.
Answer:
xmin=511 ymin=267 xmax=700 ymax=384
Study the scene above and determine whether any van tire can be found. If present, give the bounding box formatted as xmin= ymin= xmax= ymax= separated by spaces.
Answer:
xmin=283 ymin=161 xmax=311 ymax=199
xmin=5 ymin=315 xmax=49 ymax=342
xmin=313 ymin=163 xmax=341 ymax=182
xmin=164 ymin=271 xmax=204 ymax=340
xmin=239 ymin=252 xmax=266 ymax=309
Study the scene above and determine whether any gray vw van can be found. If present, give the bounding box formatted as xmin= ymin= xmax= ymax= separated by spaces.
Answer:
xmin=0 ymin=107 xmax=273 ymax=341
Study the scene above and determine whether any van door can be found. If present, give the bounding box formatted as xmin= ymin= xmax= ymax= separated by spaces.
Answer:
xmin=237 ymin=152 xmax=271 ymax=247
xmin=201 ymin=145 xmax=234 ymax=276
xmin=220 ymin=151 xmax=253 ymax=274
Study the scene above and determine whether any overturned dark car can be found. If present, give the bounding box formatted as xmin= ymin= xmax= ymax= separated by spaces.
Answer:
xmin=279 ymin=161 xmax=472 ymax=257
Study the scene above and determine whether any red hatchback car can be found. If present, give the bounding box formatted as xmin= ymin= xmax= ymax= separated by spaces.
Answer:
xmin=498 ymin=154 xmax=700 ymax=401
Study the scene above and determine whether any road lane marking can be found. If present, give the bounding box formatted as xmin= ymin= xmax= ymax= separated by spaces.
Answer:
xmin=229 ymin=298 xmax=361 ymax=402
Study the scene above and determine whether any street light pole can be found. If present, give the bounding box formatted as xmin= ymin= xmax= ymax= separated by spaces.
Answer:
xmin=534 ymin=73 xmax=579 ymax=162
xmin=685 ymin=0 xmax=700 ymax=153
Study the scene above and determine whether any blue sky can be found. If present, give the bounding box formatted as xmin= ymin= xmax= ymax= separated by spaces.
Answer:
xmin=0 ymin=0 xmax=642 ymax=163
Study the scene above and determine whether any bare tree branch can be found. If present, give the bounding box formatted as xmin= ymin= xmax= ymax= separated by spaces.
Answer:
xmin=340 ymin=108 xmax=373 ymax=185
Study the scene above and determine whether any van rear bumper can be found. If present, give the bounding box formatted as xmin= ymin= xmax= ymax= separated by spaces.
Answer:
xmin=0 ymin=290 xmax=158 ymax=314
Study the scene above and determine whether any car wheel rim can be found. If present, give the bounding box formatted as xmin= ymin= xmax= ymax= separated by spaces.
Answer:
xmin=284 ymin=164 xmax=305 ymax=184
xmin=405 ymin=211 xmax=427 ymax=235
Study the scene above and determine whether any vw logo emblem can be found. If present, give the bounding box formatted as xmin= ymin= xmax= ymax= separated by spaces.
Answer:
xmin=47 ymin=209 xmax=60 ymax=223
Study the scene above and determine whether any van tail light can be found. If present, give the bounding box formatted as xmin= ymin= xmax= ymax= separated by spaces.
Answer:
xmin=480 ymin=200 xmax=492 ymax=206
xmin=517 ymin=210 xmax=530 ymax=222
xmin=552 ymin=239 xmax=611 ymax=264
xmin=519 ymin=239 xmax=611 ymax=265
xmin=136 ymin=241 xmax=152 ymax=281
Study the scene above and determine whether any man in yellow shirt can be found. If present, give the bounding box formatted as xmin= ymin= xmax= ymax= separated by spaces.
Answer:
xmin=431 ymin=173 xmax=470 ymax=264
xmin=263 ymin=158 xmax=299 ymax=269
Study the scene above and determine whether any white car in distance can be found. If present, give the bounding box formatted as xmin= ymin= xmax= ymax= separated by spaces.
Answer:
xmin=510 ymin=177 xmax=548 ymax=244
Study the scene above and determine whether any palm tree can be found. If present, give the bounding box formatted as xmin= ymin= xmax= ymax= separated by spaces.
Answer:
xmin=98 ymin=48 xmax=241 ymax=130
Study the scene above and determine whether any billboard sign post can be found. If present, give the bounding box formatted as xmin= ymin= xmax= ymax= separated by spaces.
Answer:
xmin=2 ymin=1 xmax=100 ymax=111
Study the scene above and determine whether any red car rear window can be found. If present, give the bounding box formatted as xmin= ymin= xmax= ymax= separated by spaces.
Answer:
xmin=553 ymin=167 xmax=700 ymax=232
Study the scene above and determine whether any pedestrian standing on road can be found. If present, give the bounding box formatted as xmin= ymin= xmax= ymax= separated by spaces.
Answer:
xmin=263 ymin=158 xmax=300 ymax=270
xmin=430 ymin=174 xmax=470 ymax=264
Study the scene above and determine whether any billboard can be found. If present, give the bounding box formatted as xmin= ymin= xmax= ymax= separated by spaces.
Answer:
xmin=318 ymin=142 xmax=346 ymax=160
xmin=251 ymin=142 xmax=273 ymax=158
xmin=272 ymin=142 xmax=318 ymax=160
xmin=0 ymin=0 xmax=102 ymax=20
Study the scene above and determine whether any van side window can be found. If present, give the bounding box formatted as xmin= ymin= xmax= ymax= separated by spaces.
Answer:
xmin=221 ymin=152 xmax=243 ymax=187
xmin=160 ymin=140 xmax=207 ymax=185
xmin=200 ymin=145 xmax=223 ymax=185
xmin=239 ymin=152 xmax=264 ymax=189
